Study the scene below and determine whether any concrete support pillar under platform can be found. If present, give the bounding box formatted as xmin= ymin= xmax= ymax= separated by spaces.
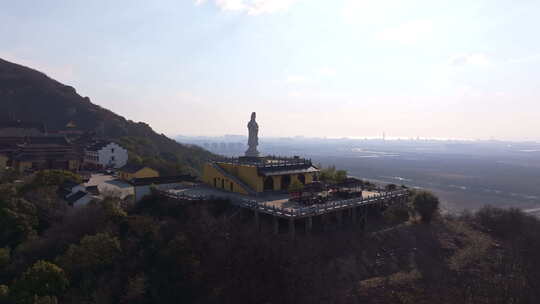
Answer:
xmin=289 ymin=218 xmax=295 ymax=239
xmin=305 ymin=216 xmax=313 ymax=234
xmin=254 ymin=210 xmax=260 ymax=232
xmin=362 ymin=208 xmax=368 ymax=230
xmin=273 ymin=216 xmax=279 ymax=235
xmin=352 ymin=207 xmax=357 ymax=224
xmin=337 ymin=210 xmax=343 ymax=226
xmin=321 ymin=214 xmax=328 ymax=232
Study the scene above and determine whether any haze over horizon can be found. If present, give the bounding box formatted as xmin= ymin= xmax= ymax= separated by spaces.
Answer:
xmin=2 ymin=0 xmax=540 ymax=141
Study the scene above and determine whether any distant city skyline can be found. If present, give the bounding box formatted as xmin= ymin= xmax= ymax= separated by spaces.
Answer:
xmin=2 ymin=0 xmax=540 ymax=141
xmin=178 ymin=133 xmax=533 ymax=143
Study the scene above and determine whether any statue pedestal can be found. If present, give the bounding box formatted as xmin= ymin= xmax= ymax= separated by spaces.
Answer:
xmin=244 ymin=147 xmax=260 ymax=158
xmin=239 ymin=156 xmax=263 ymax=163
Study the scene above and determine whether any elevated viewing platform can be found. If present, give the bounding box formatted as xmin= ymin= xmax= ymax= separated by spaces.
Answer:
xmin=160 ymin=186 xmax=409 ymax=236
xmin=238 ymin=189 xmax=408 ymax=219
xmin=163 ymin=187 xmax=409 ymax=220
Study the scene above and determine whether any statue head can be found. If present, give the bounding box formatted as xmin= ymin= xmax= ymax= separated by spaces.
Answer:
xmin=250 ymin=112 xmax=256 ymax=121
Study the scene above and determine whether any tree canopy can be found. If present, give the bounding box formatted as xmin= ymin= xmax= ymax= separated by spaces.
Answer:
xmin=411 ymin=191 xmax=440 ymax=223
xmin=3 ymin=167 xmax=540 ymax=303
xmin=318 ymin=165 xmax=348 ymax=184
xmin=11 ymin=260 xmax=68 ymax=303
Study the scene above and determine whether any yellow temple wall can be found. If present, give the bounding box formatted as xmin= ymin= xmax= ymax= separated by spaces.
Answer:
xmin=202 ymin=161 xmax=318 ymax=194
xmin=218 ymin=162 xmax=264 ymax=192
xmin=202 ymin=163 xmax=249 ymax=195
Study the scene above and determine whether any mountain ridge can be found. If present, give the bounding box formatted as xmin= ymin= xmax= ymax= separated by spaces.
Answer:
xmin=0 ymin=57 xmax=214 ymax=175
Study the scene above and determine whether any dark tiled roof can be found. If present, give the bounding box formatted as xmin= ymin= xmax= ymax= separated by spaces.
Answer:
xmin=0 ymin=121 xmax=46 ymax=133
xmin=86 ymin=141 xmax=113 ymax=151
xmin=128 ymin=175 xmax=196 ymax=186
xmin=10 ymin=136 xmax=78 ymax=162
xmin=25 ymin=136 xmax=70 ymax=146
xmin=0 ymin=137 xmax=27 ymax=145
xmin=61 ymin=180 xmax=80 ymax=190
xmin=12 ymin=151 xmax=79 ymax=161
xmin=57 ymin=188 xmax=71 ymax=198
xmin=120 ymin=163 xmax=147 ymax=174
xmin=66 ymin=191 xmax=89 ymax=205
xmin=0 ymin=136 xmax=70 ymax=146
xmin=86 ymin=185 xmax=99 ymax=194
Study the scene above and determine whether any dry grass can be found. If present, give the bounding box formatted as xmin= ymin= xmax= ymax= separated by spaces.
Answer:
xmin=446 ymin=220 xmax=493 ymax=271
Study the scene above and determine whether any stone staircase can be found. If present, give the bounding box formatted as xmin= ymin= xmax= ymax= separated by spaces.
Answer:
xmin=210 ymin=162 xmax=257 ymax=196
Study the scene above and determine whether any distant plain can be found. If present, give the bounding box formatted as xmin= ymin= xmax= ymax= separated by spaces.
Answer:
xmin=180 ymin=136 xmax=540 ymax=213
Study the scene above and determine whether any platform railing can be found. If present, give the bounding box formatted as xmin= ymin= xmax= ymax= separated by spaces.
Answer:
xmin=236 ymin=190 xmax=409 ymax=218
xmin=213 ymin=156 xmax=313 ymax=168
xmin=159 ymin=188 xmax=408 ymax=218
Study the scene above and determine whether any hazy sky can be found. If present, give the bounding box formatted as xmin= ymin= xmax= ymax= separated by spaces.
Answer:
xmin=2 ymin=0 xmax=540 ymax=140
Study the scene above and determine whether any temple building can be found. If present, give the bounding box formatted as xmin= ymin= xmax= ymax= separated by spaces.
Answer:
xmin=0 ymin=121 xmax=47 ymax=137
xmin=202 ymin=113 xmax=319 ymax=195
xmin=0 ymin=121 xmax=81 ymax=172
xmin=203 ymin=156 xmax=319 ymax=195
xmin=119 ymin=164 xmax=159 ymax=181
xmin=8 ymin=136 xmax=80 ymax=172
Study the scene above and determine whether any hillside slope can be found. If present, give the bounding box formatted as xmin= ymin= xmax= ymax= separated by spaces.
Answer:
xmin=0 ymin=58 xmax=214 ymax=175
xmin=2 ymin=178 xmax=540 ymax=304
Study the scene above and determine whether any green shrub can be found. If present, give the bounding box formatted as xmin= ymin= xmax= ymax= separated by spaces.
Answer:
xmin=0 ymin=285 xmax=8 ymax=303
xmin=57 ymin=232 xmax=121 ymax=275
xmin=0 ymin=247 xmax=10 ymax=269
xmin=11 ymin=260 xmax=68 ymax=303
xmin=318 ymin=165 xmax=348 ymax=184
xmin=32 ymin=170 xmax=82 ymax=187
xmin=385 ymin=184 xmax=397 ymax=191
xmin=411 ymin=191 xmax=439 ymax=223
xmin=383 ymin=203 xmax=410 ymax=225
xmin=475 ymin=206 xmax=534 ymax=238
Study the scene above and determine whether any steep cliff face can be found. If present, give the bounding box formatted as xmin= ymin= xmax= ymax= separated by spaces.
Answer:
xmin=0 ymin=58 xmax=214 ymax=175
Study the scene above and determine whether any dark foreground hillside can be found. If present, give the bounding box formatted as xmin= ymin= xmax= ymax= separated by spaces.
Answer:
xmin=1 ymin=171 xmax=540 ymax=304
xmin=0 ymin=58 xmax=214 ymax=175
